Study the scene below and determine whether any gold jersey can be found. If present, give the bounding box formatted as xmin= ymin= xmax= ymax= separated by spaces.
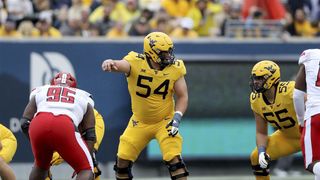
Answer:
xmin=123 ymin=51 xmax=186 ymax=124
xmin=93 ymin=109 xmax=105 ymax=150
xmin=250 ymin=81 xmax=300 ymax=138
xmin=0 ymin=124 xmax=17 ymax=163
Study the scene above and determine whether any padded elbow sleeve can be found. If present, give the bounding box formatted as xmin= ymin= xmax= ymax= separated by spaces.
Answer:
xmin=82 ymin=127 xmax=96 ymax=142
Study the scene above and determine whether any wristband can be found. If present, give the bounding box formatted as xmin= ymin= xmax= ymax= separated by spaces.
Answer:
xmin=174 ymin=111 xmax=183 ymax=123
xmin=258 ymin=146 xmax=266 ymax=155
xmin=175 ymin=111 xmax=183 ymax=116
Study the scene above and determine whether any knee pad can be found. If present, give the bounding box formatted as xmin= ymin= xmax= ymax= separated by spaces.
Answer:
xmin=164 ymin=156 xmax=189 ymax=180
xmin=252 ymin=164 xmax=269 ymax=176
xmin=113 ymin=159 xmax=133 ymax=180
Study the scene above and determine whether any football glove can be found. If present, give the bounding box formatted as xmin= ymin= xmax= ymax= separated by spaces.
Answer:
xmin=50 ymin=152 xmax=64 ymax=166
xmin=21 ymin=117 xmax=31 ymax=139
xmin=258 ymin=152 xmax=270 ymax=169
xmin=92 ymin=151 xmax=102 ymax=178
xmin=166 ymin=112 xmax=182 ymax=137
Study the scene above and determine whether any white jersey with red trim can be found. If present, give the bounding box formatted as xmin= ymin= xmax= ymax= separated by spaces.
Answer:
xmin=299 ymin=49 xmax=320 ymax=119
xmin=30 ymin=85 xmax=94 ymax=126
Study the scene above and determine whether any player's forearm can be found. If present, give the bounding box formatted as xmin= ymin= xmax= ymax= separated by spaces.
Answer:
xmin=85 ymin=140 xmax=95 ymax=155
xmin=22 ymin=101 xmax=37 ymax=120
xmin=175 ymin=95 xmax=188 ymax=115
xmin=101 ymin=59 xmax=130 ymax=74
xmin=256 ymin=132 xmax=268 ymax=149
xmin=81 ymin=123 xmax=96 ymax=155
xmin=0 ymin=158 xmax=16 ymax=180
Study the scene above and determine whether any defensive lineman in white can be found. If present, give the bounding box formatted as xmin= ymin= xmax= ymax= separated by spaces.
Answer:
xmin=293 ymin=49 xmax=320 ymax=180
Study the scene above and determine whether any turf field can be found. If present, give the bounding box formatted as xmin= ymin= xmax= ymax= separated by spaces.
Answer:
xmin=105 ymin=175 xmax=314 ymax=180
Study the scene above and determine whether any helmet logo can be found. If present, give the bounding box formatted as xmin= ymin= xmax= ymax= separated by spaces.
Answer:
xmin=264 ymin=65 xmax=275 ymax=74
xmin=148 ymin=38 xmax=157 ymax=50
xmin=61 ymin=73 xmax=68 ymax=84
xmin=50 ymin=72 xmax=77 ymax=88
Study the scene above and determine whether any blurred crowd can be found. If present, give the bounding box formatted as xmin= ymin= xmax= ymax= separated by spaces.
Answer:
xmin=0 ymin=0 xmax=319 ymax=39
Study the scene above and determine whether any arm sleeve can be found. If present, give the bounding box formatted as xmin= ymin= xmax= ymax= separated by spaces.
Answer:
xmin=293 ymin=88 xmax=306 ymax=126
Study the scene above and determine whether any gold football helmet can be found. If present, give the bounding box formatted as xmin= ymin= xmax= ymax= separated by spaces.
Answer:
xmin=143 ymin=32 xmax=175 ymax=68
xmin=250 ymin=60 xmax=280 ymax=93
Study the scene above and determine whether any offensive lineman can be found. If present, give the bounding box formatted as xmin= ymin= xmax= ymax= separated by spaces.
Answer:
xmin=249 ymin=60 xmax=301 ymax=180
xmin=101 ymin=32 xmax=189 ymax=180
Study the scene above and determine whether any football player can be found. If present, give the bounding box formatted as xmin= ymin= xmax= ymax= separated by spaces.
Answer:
xmin=101 ymin=32 xmax=189 ymax=180
xmin=21 ymin=72 xmax=96 ymax=180
xmin=46 ymin=109 xmax=105 ymax=180
xmin=0 ymin=123 xmax=17 ymax=180
xmin=249 ymin=60 xmax=301 ymax=180
xmin=293 ymin=49 xmax=320 ymax=180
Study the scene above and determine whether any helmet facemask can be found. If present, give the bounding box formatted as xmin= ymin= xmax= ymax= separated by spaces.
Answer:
xmin=250 ymin=74 xmax=269 ymax=93
xmin=144 ymin=32 xmax=175 ymax=69
xmin=156 ymin=48 xmax=175 ymax=68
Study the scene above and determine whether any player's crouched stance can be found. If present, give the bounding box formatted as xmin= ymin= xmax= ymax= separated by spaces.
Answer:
xmin=102 ymin=32 xmax=189 ymax=180
xmin=21 ymin=72 xmax=96 ymax=180
xmin=45 ymin=109 xmax=105 ymax=180
xmin=113 ymin=112 xmax=189 ymax=180
xmin=249 ymin=61 xmax=301 ymax=180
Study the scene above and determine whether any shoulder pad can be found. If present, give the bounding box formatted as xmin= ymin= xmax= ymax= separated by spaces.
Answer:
xmin=78 ymin=89 xmax=95 ymax=107
xmin=173 ymin=59 xmax=186 ymax=75
xmin=173 ymin=59 xmax=184 ymax=67
xmin=299 ymin=49 xmax=320 ymax=65
xmin=287 ymin=81 xmax=295 ymax=88
xmin=278 ymin=81 xmax=290 ymax=87
xmin=124 ymin=51 xmax=145 ymax=61
xmin=288 ymin=81 xmax=295 ymax=95
xmin=277 ymin=81 xmax=295 ymax=95
xmin=88 ymin=96 xmax=95 ymax=108
xmin=29 ymin=86 xmax=44 ymax=100
xmin=250 ymin=92 xmax=260 ymax=103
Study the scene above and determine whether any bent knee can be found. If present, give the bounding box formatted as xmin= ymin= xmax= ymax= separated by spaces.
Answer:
xmin=114 ymin=157 xmax=133 ymax=180
xmin=252 ymin=164 xmax=270 ymax=176
xmin=117 ymin=138 xmax=139 ymax=162
xmin=165 ymin=156 xmax=189 ymax=180
xmin=117 ymin=158 xmax=132 ymax=168
xmin=250 ymin=149 xmax=258 ymax=165
xmin=163 ymin=149 xmax=183 ymax=162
